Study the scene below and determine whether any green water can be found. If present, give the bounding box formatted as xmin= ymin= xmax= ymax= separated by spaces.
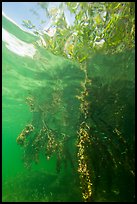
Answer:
xmin=2 ymin=14 xmax=135 ymax=202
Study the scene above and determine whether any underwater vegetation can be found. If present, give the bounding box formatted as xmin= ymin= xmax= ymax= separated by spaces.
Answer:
xmin=15 ymin=50 xmax=135 ymax=202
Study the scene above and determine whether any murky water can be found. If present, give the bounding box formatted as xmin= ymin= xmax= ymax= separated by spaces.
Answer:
xmin=2 ymin=13 xmax=135 ymax=202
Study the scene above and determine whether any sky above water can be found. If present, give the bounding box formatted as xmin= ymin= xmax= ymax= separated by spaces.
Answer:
xmin=2 ymin=2 xmax=75 ymax=34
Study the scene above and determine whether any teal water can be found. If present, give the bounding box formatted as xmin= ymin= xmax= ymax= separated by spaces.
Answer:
xmin=2 ymin=14 xmax=135 ymax=202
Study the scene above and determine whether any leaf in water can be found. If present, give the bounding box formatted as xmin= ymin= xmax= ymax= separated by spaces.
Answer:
xmin=22 ymin=20 xmax=35 ymax=30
